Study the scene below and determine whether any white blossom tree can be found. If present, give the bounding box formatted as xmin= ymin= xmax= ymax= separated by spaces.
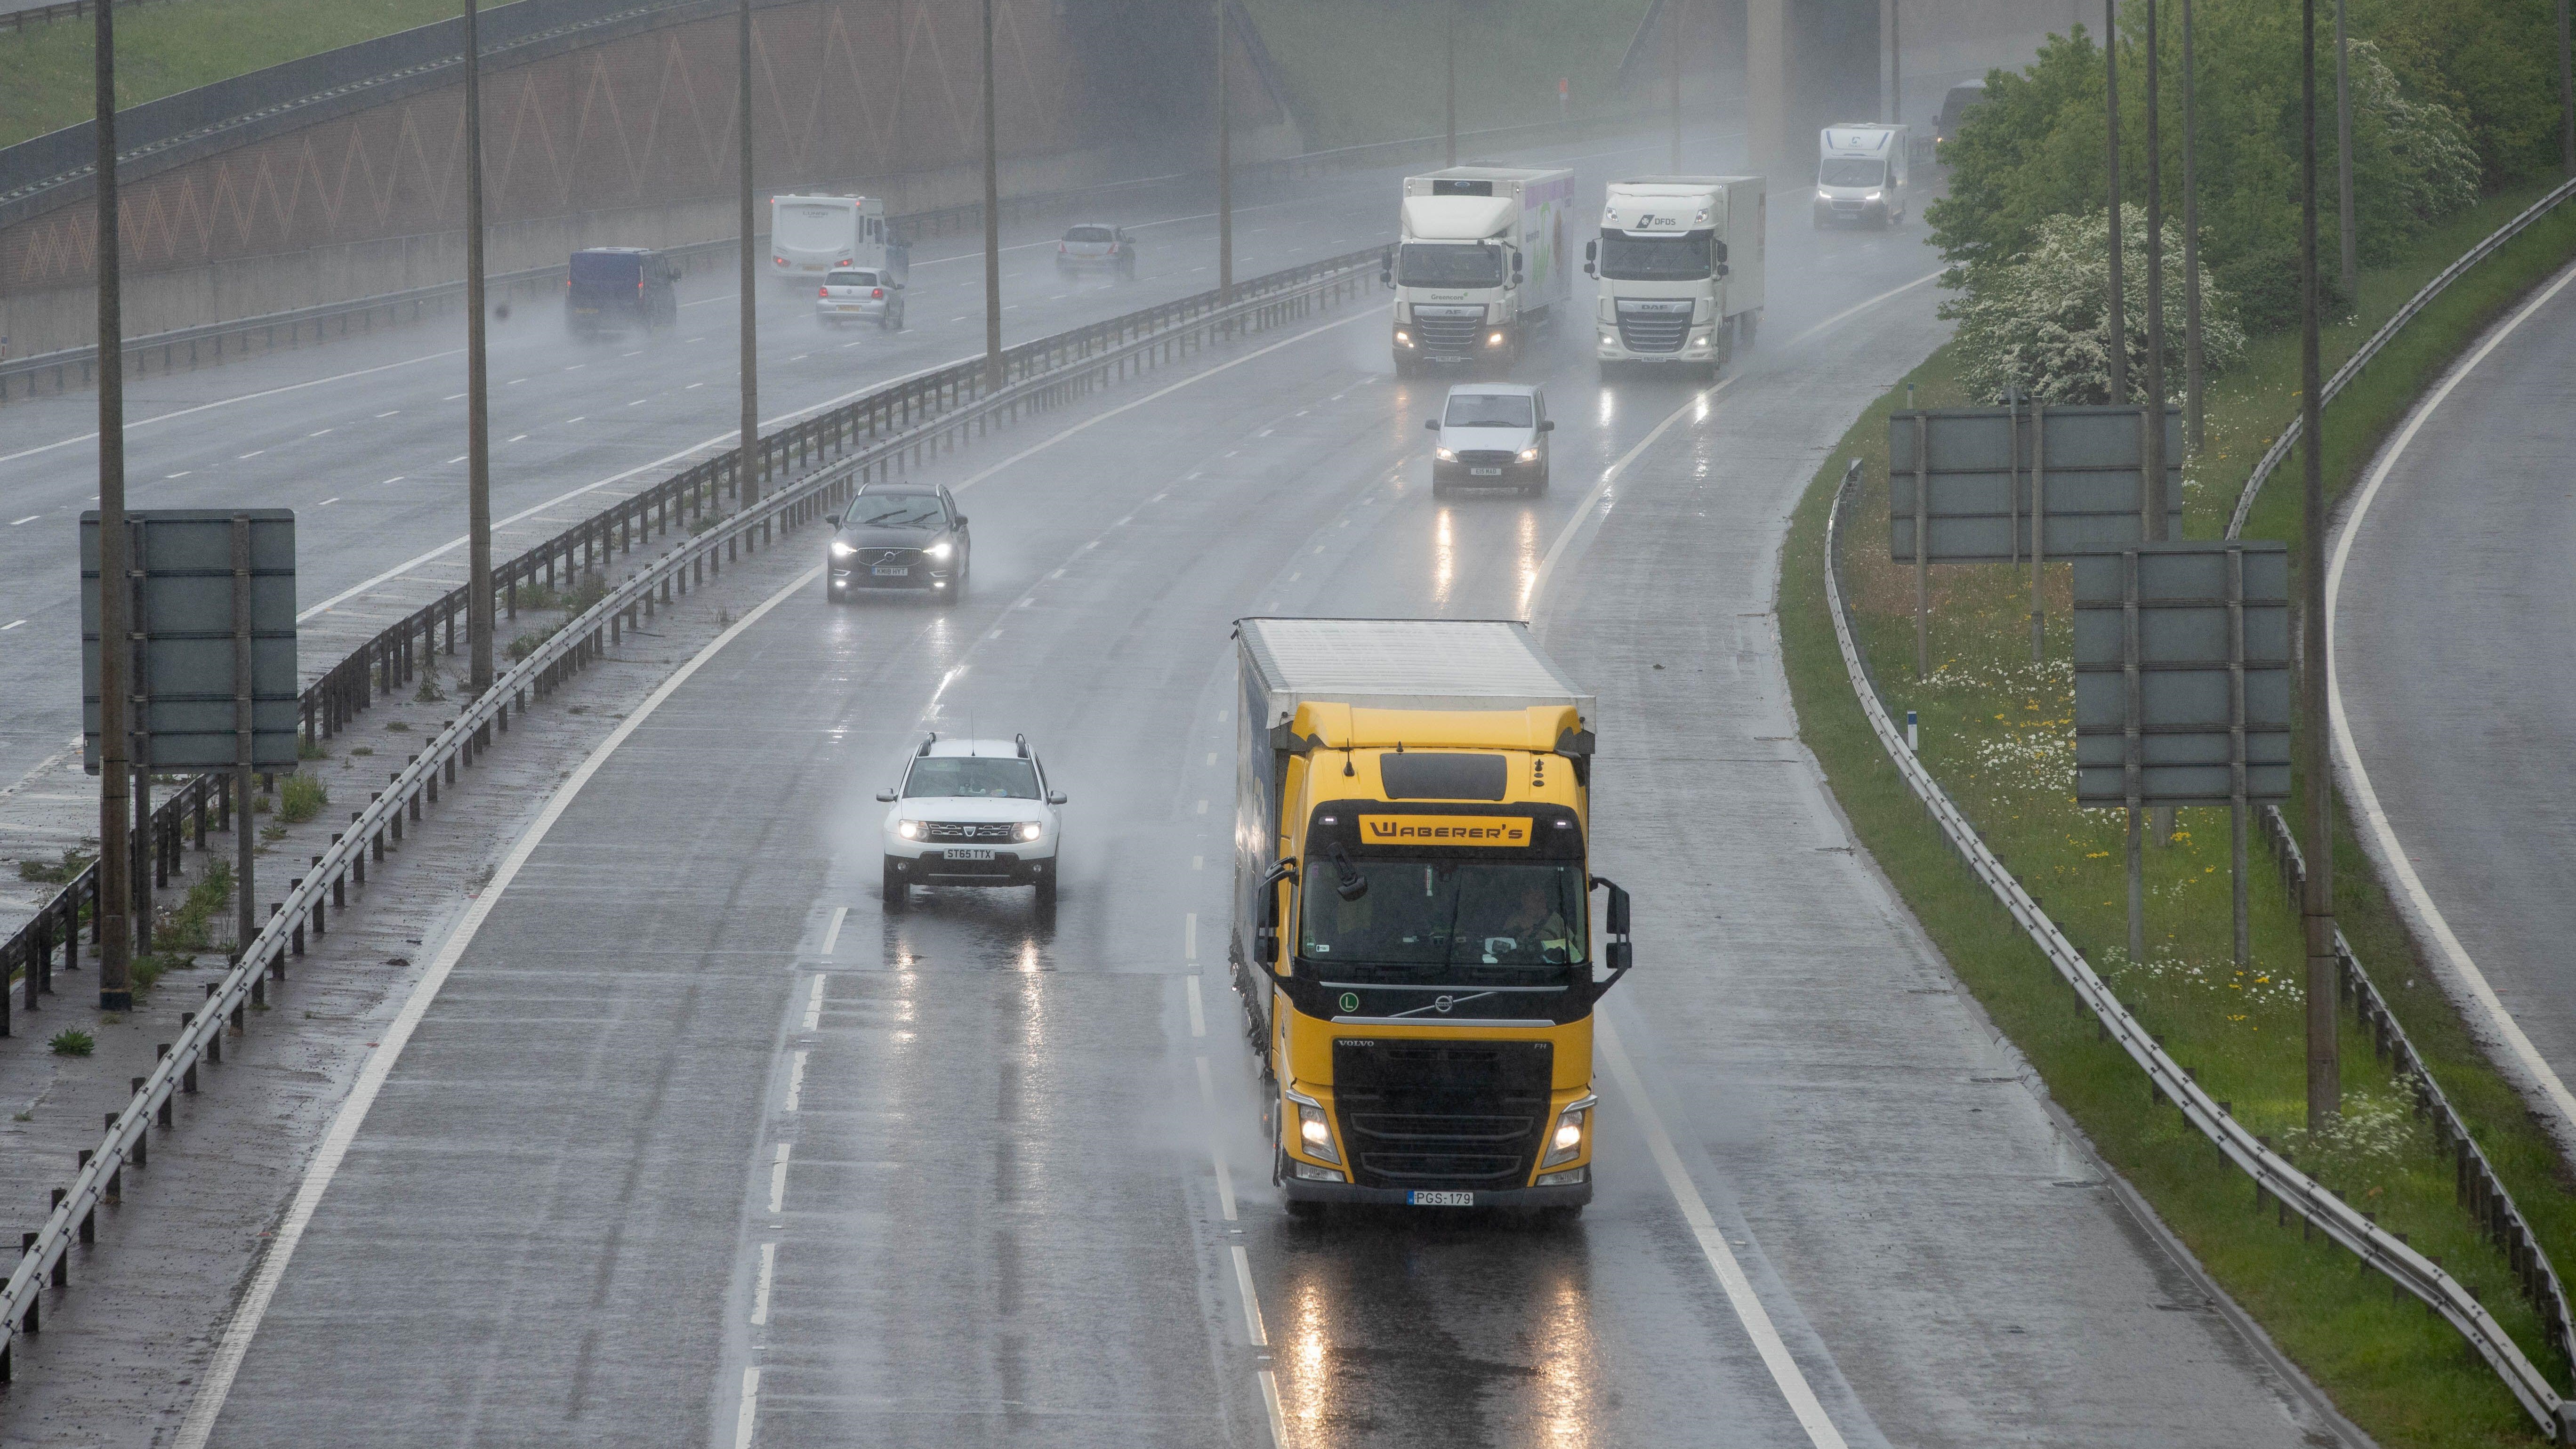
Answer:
xmin=1943 ymin=208 xmax=2247 ymax=405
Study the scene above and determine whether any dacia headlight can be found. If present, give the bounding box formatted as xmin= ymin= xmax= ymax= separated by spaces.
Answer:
xmin=925 ymin=541 xmax=953 ymax=560
xmin=1016 ymin=821 xmax=1044 ymax=842
xmin=897 ymin=820 xmax=924 ymax=840
xmin=1518 ymin=447 xmax=1540 ymax=462
xmin=830 ymin=540 xmax=856 ymax=558
xmin=1434 ymin=446 xmax=1456 ymax=461
xmin=1285 ymin=1087 xmax=1338 ymax=1164
xmin=1541 ymin=1095 xmax=1596 ymax=1168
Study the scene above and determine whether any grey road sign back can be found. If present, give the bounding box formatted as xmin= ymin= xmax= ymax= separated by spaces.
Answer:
xmin=1890 ymin=404 xmax=2183 ymax=563
xmin=82 ymin=510 xmax=298 ymax=772
xmin=2073 ymin=541 xmax=2290 ymax=807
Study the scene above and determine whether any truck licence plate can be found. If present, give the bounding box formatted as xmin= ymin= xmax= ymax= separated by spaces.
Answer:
xmin=871 ymin=565 xmax=909 ymax=576
xmin=1407 ymin=1190 xmax=1473 ymax=1208
xmin=945 ymin=848 xmax=995 ymax=861
xmin=1470 ymin=467 xmax=1502 ymax=476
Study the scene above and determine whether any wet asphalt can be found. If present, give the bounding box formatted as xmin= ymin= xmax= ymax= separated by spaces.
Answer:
xmin=177 ymin=136 xmax=2355 ymax=1449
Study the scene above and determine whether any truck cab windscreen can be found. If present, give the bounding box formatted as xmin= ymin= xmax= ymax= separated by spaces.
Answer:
xmin=1819 ymin=158 xmax=1885 ymax=187
xmin=1301 ymin=861 xmax=1587 ymax=970
xmin=1596 ymin=232 xmax=1713 ymax=282
xmin=905 ymin=758 xmax=1038 ymax=799
xmin=1398 ymin=243 xmax=1506 ymax=288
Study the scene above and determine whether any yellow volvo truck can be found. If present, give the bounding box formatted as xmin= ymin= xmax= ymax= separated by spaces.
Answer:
xmin=1230 ymin=618 xmax=1633 ymax=1217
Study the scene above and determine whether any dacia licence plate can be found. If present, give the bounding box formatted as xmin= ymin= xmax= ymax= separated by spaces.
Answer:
xmin=872 ymin=565 xmax=909 ymax=576
xmin=1407 ymin=1190 xmax=1473 ymax=1207
xmin=1470 ymin=467 xmax=1502 ymax=476
xmin=946 ymin=848 xmax=995 ymax=861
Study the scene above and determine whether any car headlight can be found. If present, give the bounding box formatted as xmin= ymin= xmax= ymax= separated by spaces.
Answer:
xmin=1487 ymin=331 xmax=1506 ymax=347
xmin=1541 ymin=1095 xmax=1595 ymax=1168
xmin=1286 ymin=1088 xmax=1339 ymax=1164
xmin=896 ymin=820 xmax=923 ymax=840
xmin=829 ymin=540 xmax=856 ymax=558
xmin=1434 ymin=447 xmax=1456 ymax=461
xmin=925 ymin=541 xmax=953 ymax=560
xmin=1016 ymin=821 xmax=1044 ymax=842
xmin=1519 ymin=447 xmax=1540 ymax=462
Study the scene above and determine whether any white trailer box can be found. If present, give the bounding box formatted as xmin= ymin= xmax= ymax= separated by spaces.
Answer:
xmin=769 ymin=194 xmax=909 ymax=283
xmin=1387 ymin=166 xmax=1577 ymax=373
xmin=1813 ymin=124 xmax=1912 ymax=228
xmin=1588 ymin=175 xmax=1766 ymax=378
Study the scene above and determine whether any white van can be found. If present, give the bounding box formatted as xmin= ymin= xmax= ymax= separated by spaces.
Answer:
xmin=770 ymin=194 xmax=909 ymax=285
xmin=1813 ymin=124 xmax=1912 ymax=229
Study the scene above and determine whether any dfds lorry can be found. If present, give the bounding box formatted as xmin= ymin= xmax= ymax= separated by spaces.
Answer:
xmin=1813 ymin=123 xmax=1913 ymax=228
xmin=1385 ymin=166 xmax=1576 ymax=374
xmin=769 ymin=194 xmax=910 ymax=284
xmin=1230 ymin=617 xmax=1635 ymax=1217
xmin=1586 ymin=175 xmax=1765 ymax=378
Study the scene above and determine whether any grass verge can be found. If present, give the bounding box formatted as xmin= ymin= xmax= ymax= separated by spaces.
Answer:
xmin=1775 ymin=185 xmax=2576 ymax=1448
xmin=0 ymin=0 xmax=455 ymax=151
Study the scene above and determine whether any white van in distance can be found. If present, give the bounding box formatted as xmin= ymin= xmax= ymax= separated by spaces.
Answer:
xmin=1813 ymin=124 xmax=1912 ymax=228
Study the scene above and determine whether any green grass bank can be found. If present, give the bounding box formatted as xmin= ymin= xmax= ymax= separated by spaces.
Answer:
xmin=1774 ymin=180 xmax=2576 ymax=1449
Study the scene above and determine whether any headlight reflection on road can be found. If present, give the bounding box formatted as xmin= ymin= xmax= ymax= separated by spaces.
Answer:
xmin=1433 ymin=510 xmax=1455 ymax=606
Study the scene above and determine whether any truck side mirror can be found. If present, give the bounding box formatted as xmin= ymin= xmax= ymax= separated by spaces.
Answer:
xmin=1257 ymin=883 xmax=1281 ymax=964
xmin=1584 ymin=239 xmax=1598 ymax=263
xmin=1380 ymin=250 xmax=1394 ymax=289
xmin=1592 ymin=876 xmax=1634 ymax=992
xmin=1513 ymin=251 xmax=1525 ymax=280
xmin=1713 ymin=240 xmax=1728 ymax=263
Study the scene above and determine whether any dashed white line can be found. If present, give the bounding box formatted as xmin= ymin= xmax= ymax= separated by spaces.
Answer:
xmin=444 ymin=392 xmax=466 ymax=401
xmin=507 ymin=434 xmax=529 ymax=443
xmin=379 ymin=476 xmax=405 ymax=486
xmin=563 ymin=416 xmax=586 ymax=425
xmin=1232 ymin=1246 xmax=1267 ymax=1344
xmin=801 ymin=974 xmax=827 ymax=1031
xmin=307 ymin=428 xmax=332 ymax=437
xmin=1185 ymin=911 xmax=1199 ymax=958
xmin=316 ymin=498 xmax=340 ymax=507
xmin=506 ymin=377 xmax=529 ymax=386
xmin=0 ymin=620 xmax=24 ymax=631
xmin=628 ymin=398 xmax=648 ymax=406
xmin=444 ymin=455 xmax=467 ymax=464
xmin=621 ymin=350 xmax=644 ymax=358
xmin=164 ymin=472 xmax=190 ymax=480
xmin=1187 ymin=976 xmax=1206 ymax=1037
xmin=749 ymin=1242 xmax=777 ymax=1326
xmin=820 ymin=905 xmax=847 ymax=956
xmin=236 ymin=450 xmax=264 ymax=459
xmin=564 ymin=363 xmax=586 ymax=371
xmin=8 ymin=516 xmax=40 ymax=526
xmin=732 ymin=1366 xmax=761 ymax=1449
xmin=766 ymin=1143 xmax=791 ymax=1213
xmin=375 ymin=411 xmax=401 ymax=418
xmin=783 ymin=1050 xmax=810 ymax=1113
xmin=686 ymin=382 xmax=706 ymax=389
xmin=1195 ymin=799 xmax=1208 ymax=815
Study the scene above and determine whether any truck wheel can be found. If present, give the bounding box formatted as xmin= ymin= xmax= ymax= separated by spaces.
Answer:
xmin=1740 ymin=311 xmax=1759 ymax=347
xmin=882 ymin=858 xmax=908 ymax=912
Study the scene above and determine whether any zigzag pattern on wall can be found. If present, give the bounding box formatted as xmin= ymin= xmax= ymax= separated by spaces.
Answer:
xmin=0 ymin=0 xmax=1174 ymax=291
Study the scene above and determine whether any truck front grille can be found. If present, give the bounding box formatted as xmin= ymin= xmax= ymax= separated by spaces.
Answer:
xmin=1331 ymin=1038 xmax=1551 ymax=1189
xmin=1614 ymin=302 xmax=1693 ymax=353
xmin=1410 ymin=309 xmax=1486 ymax=355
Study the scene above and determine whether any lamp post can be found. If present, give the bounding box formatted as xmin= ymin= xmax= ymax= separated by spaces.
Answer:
xmin=95 ymin=0 xmax=132 ymax=1012
xmin=737 ymin=0 xmax=760 ymax=505
xmin=464 ymin=0 xmax=493 ymax=697
xmin=2103 ymin=0 xmax=2126 ymax=405
xmin=2182 ymin=0 xmax=2204 ymax=453
xmin=2334 ymin=0 xmax=2355 ymax=303
xmin=2299 ymin=0 xmax=2339 ymax=1130
xmin=1216 ymin=0 xmax=1232 ymax=302
xmin=982 ymin=0 xmax=1002 ymax=388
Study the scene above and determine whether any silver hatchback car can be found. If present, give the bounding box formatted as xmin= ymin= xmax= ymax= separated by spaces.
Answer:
xmin=816 ymin=268 xmax=904 ymax=330
xmin=1055 ymin=224 xmax=1137 ymax=278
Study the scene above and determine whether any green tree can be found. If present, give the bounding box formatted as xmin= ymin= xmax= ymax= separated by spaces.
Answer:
xmin=1943 ymin=209 xmax=2247 ymax=404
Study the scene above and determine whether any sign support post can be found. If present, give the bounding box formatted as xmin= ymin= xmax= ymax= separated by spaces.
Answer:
xmin=1914 ymin=412 xmax=1930 ymax=679
xmin=2122 ymin=551 xmax=2145 ymax=962
xmin=2029 ymin=402 xmax=2047 ymax=661
xmin=231 ymin=517 xmax=257 ymax=957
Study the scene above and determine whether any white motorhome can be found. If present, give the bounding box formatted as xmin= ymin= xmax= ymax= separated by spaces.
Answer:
xmin=1586 ymin=176 xmax=1765 ymax=378
xmin=1385 ymin=166 xmax=1576 ymax=374
xmin=769 ymin=194 xmax=910 ymax=284
xmin=1812 ymin=124 xmax=1912 ymax=228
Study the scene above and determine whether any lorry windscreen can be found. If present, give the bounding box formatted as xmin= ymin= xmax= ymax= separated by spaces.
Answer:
xmin=1301 ymin=860 xmax=1587 ymax=970
xmin=1597 ymin=232 xmax=1712 ymax=282
xmin=1818 ymin=157 xmax=1885 ymax=187
xmin=1397 ymin=243 xmax=1505 ymax=288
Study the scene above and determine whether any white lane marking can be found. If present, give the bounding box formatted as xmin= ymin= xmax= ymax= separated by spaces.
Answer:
xmin=379 ymin=476 xmax=405 ymax=486
xmin=1232 ymin=1245 xmax=1268 ymax=1345
xmin=316 ymin=498 xmax=340 ymax=507
xmin=1185 ymin=911 xmax=1198 ymax=958
xmin=0 ymin=620 xmax=24 ymax=631
xmin=1192 ymin=854 xmax=1203 ymax=870
xmin=1187 ymin=975 xmax=1206 ymax=1037
xmin=1195 ymin=798 xmax=1208 ymax=814
xmin=444 ymin=393 xmax=466 ymax=401
xmin=820 ymin=904 xmax=846 ymax=956
xmin=686 ymin=381 xmax=705 ymax=389
xmin=783 ymin=1050 xmax=810 ymax=1114
xmin=1598 ymin=1016 xmax=1847 ymax=1449
xmin=165 ymin=471 xmax=192 ymax=479
xmin=564 ymin=416 xmax=586 ymax=425
xmin=945 ymin=303 xmax=1390 ymax=493
xmin=1259 ymin=1368 xmax=1289 ymax=1449
xmin=236 ymin=450 xmax=264 ymax=459
xmin=0 ymin=349 xmax=464 ymax=468
xmin=1781 ymin=271 xmax=1943 ymax=348
xmin=507 ymin=434 xmax=529 ymax=443
xmin=443 ymin=455 xmax=467 ymax=465
xmin=170 ymin=561 xmax=824 ymax=1449
xmin=8 ymin=515 xmax=40 ymax=525
xmin=733 ymin=1366 xmax=761 ymax=1449
xmin=2327 ymin=255 xmax=2576 ymax=1137
xmin=308 ymin=428 xmax=333 ymax=437
xmin=801 ymin=973 xmax=827 ymax=1032
xmin=767 ymin=1142 xmax=791 ymax=1213
xmin=376 ymin=411 xmax=401 ymax=418
xmin=628 ymin=397 xmax=649 ymax=406
xmin=749 ymin=1241 xmax=777 ymax=1326
xmin=1523 ymin=377 xmax=1738 ymax=618
xmin=507 ymin=377 xmax=529 ymax=386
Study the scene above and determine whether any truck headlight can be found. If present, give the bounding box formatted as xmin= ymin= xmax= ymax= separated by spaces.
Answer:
xmin=830 ymin=540 xmax=855 ymax=558
xmin=1394 ymin=329 xmax=1414 ymax=346
xmin=1865 ymin=191 xmax=1883 ymax=202
xmin=1518 ymin=447 xmax=1540 ymax=462
xmin=1286 ymin=1088 xmax=1339 ymax=1164
xmin=1434 ymin=447 xmax=1456 ymax=461
xmin=1487 ymin=331 xmax=1506 ymax=347
xmin=925 ymin=541 xmax=953 ymax=560
xmin=1541 ymin=1095 xmax=1595 ymax=1168
xmin=1016 ymin=821 xmax=1044 ymax=841
xmin=1818 ymin=189 xmax=1832 ymax=201
xmin=897 ymin=820 xmax=924 ymax=840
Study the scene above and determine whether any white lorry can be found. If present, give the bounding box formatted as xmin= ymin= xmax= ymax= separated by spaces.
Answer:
xmin=1812 ymin=124 xmax=1912 ymax=228
xmin=1585 ymin=176 xmax=1765 ymax=379
xmin=1384 ymin=166 xmax=1576 ymax=375
xmin=769 ymin=194 xmax=910 ymax=285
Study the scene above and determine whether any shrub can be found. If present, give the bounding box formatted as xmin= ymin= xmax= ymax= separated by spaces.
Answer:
xmin=16 ymin=847 xmax=93 ymax=884
xmin=48 ymin=1029 xmax=93 ymax=1056
xmin=1943 ymin=208 xmax=2248 ymax=404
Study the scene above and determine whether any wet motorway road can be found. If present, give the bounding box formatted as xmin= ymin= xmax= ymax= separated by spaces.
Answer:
xmin=0 ymin=127 xmax=1677 ymax=794
xmin=2331 ymin=257 xmax=2576 ymax=1127
xmin=189 ymin=153 xmax=2344 ymax=1447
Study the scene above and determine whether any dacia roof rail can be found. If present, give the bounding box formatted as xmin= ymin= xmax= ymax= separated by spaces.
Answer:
xmin=1014 ymin=733 xmax=1029 ymax=758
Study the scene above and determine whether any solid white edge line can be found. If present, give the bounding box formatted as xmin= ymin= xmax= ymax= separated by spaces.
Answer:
xmin=820 ymin=904 xmax=847 ymax=957
xmin=1258 ymin=1367 xmax=1290 ymax=1449
xmin=1598 ymin=1017 xmax=1848 ymax=1449
xmin=733 ymin=1365 xmax=761 ymax=1449
xmin=169 ymin=560 xmax=824 ymax=1449
xmin=1231 ymin=1244 xmax=1267 ymax=1346
xmin=2326 ymin=256 xmax=2576 ymax=1137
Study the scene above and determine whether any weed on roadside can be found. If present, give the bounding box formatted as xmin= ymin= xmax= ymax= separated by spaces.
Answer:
xmin=48 ymin=1029 xmax=92 ymax=1057
xmin=279 ymin=773 xmax=327 ymax=824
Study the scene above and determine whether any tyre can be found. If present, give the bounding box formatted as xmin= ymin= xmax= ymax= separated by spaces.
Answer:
xmin=1431 ymin=475 xmax=1449 ymax=498
xmin=1527 ymin=467 xmax=1549 ymax=497
xmin=894 ymin=304 xmax=906 ymax=331
xmin=940 ymin=561 xmax=966 ymax=606
xmin=1033 ymin=870 xmax=1057 ymax=914
xmin=882 ymin=857 xmax=908 ymax=911
xmin=878 ymin=310 xmax=893 ymax=331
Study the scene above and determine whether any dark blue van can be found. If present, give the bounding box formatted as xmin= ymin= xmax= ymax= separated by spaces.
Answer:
xmin=565 ymin=248 xmax=678 ymax=337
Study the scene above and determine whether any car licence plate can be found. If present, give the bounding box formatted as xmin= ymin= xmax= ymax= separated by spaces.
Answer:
xmin=1470 ymin=467 xmax=1502 ymax=476
xmin=946 ymin=848 xmax=995 ymax=861
xmin=1407 ymin=1190 xmax=1473 ymax=1207
xmin=872 ymin=565 xmax=909 ymax=576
